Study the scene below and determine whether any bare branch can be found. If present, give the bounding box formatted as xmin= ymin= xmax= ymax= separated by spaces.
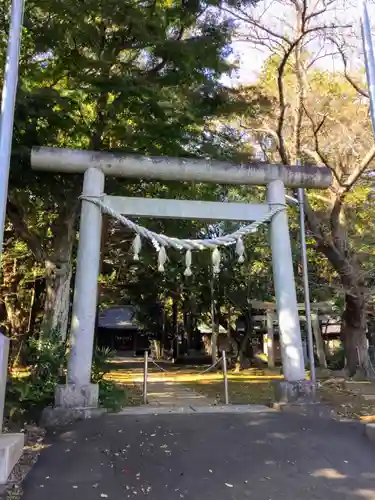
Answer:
xmin=344 ymin=144 xmax=375 ymax=191
xmin=302 ymin=106 xmax=341 ymax=178
xmin=330 ymin=36 xmax=369 ymax=98
xmin=221 ymin=6 xmax=291 ymax=44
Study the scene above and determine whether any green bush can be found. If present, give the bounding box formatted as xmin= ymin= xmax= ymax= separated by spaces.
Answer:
xmin=91 ymin=346 xmax=117 ymax=383
xmin=6 ymin=331 xmax=66 ymax=422
xmin=92 ymin=347 xmax=128 ymax=411
xmin=6 ymin=338 xmax=127 ymax=422
xmin=99 ymin=380 xmax=128 ymax=412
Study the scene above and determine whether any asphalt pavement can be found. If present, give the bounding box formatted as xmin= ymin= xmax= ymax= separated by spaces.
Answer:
xmin=22 ymin=411 xmax=375 ymax=500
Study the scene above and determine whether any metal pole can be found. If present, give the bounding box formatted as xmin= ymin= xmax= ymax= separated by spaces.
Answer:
xmin=297 ymin=180 xmax=316 ymax=390
xmin=222 ymin=350 xmax=229 ymax=405
xmin=0 ymin=0 xmax=25 ymax=255
xmin=361 ymin=0 xmax=375 ymax=139
xmin=143 ymin=350 xmax=148 ymax=404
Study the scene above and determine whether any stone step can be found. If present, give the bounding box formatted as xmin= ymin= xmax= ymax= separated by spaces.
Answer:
xmin=0 ymin=433 xmax=24 ymax=484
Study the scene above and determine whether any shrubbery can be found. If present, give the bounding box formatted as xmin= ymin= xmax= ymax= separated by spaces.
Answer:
xmin=5 ymin=335 xmax=127 ymax=423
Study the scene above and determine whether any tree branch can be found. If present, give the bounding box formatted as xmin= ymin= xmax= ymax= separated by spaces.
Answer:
xmin=344 ymin=144 xmax=375 ymax=191
xmin=331 ymin=37 xmax=369 ymax=98
xmin=6 ymin=201 xmax=45 ymax=262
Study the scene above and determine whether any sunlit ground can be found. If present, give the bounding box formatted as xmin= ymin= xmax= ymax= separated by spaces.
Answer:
xmin=121 ymin=383 xmax=143 ymax=406
xmin=10 ymin=361 xmax=375 ymax=419
xmin=185 ymin=379 xmax=276 ymax=405
xmin=106 ymin=361 xmax=375 ymax=418
xmin=105 ymin=370 xmax=284 ymax=383
xmin=106 ymin=364 xmax=284 ymax=406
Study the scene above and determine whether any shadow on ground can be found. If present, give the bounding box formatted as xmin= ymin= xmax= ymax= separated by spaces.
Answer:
xmin=22 ymin=411 xmax=375 ymax=500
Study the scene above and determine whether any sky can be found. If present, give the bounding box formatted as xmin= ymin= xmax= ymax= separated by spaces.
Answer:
xmin=222 ymin=0 xmax=375 ymax=86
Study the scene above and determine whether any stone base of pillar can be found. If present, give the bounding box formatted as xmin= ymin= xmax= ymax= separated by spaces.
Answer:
xmin=55 ymin=383 xmax=99 ymax=408
xmin=0 ymin=433 xmax=24 ymax=484
xmin=273 ymin=380 xmax=316 ymax=405
xmin=40 ymin=384 xmax=104 ymax=428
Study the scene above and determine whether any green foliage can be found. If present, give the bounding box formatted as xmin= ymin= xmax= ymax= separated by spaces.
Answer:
xmin=91 ymin=347 xmax=129 ymax=412
xmin=1 ymin=0 xmax=253 ymax=350
xmin=98 ymin=380 xmax=128 ymax=412
xmin=5 ymin=340 xmax=129 ymax=421
xmin=5 ymin=331 xmax=66 ymax=422
xmin=91 ymin=346 xmax=117 ymax=383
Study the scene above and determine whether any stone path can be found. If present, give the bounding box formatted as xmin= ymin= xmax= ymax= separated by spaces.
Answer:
xmin=146 ymin=382 xmax=214 ymax=408
xmin=115 ymin=356 xmax=218 ymax=408
xmin=22 ymin=411 xmax=375 ymax=500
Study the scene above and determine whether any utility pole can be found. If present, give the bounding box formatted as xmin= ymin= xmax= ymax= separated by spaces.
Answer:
xmin=0 ymin=0 xmax=25 ymax=255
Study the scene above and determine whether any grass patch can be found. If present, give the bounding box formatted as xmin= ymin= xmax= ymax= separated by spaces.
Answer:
xmin=185 ymin=378 xmax=275 ymax=405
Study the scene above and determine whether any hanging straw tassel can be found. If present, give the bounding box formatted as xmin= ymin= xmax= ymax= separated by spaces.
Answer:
xmin=132 ymin=234 xmax=142 ymax=261
xmin=158 ymin=246 xmax=167 ymax=272
xmin=212 ymin=247 xmax=221 ymax=274
xmin=236 ymin=237 xmax=245 ymax=263
xmin=184 ymin=249 xmax=192 ymax=277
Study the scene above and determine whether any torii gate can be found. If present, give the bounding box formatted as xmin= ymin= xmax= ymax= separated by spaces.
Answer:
xmin=31 ymin=146 xmax=332 ymax=410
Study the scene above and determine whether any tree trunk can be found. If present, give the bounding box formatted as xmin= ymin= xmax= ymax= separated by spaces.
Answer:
xmin=341 ymin=289 xmax=370 ymax=377
xmin=41 ymin=209 xmax=76 ymax=340
xmin=235 ymin=312 xmax=253 ymax=371
xmin=41 ymin=261 xmax=72 ymax=340
xmin=2 ymin=258 xmax=30 ymax=363
xmin=305 ymin=197 xmax=370 ymax=377
xmin=27 ymin=277 xmax=45 ymax=335
xmin=311 ymin=313 xmax=327 ymax=368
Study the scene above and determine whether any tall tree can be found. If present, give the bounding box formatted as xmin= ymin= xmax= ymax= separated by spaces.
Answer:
xmin=0 ymin=0 xmax=245 ymax=345
xmin=225 ymin=0 xmax=375 ymax=375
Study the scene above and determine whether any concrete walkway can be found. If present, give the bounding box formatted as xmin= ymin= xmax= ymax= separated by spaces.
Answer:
xmin=22 ymin=411 xmax=375 ymax=500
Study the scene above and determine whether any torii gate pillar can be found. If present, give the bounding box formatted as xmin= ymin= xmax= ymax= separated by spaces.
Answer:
xmin=54 ymin=168 xmax=105 ymax=410
xmin=267 ymin=180 xmax=312 ymax=402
